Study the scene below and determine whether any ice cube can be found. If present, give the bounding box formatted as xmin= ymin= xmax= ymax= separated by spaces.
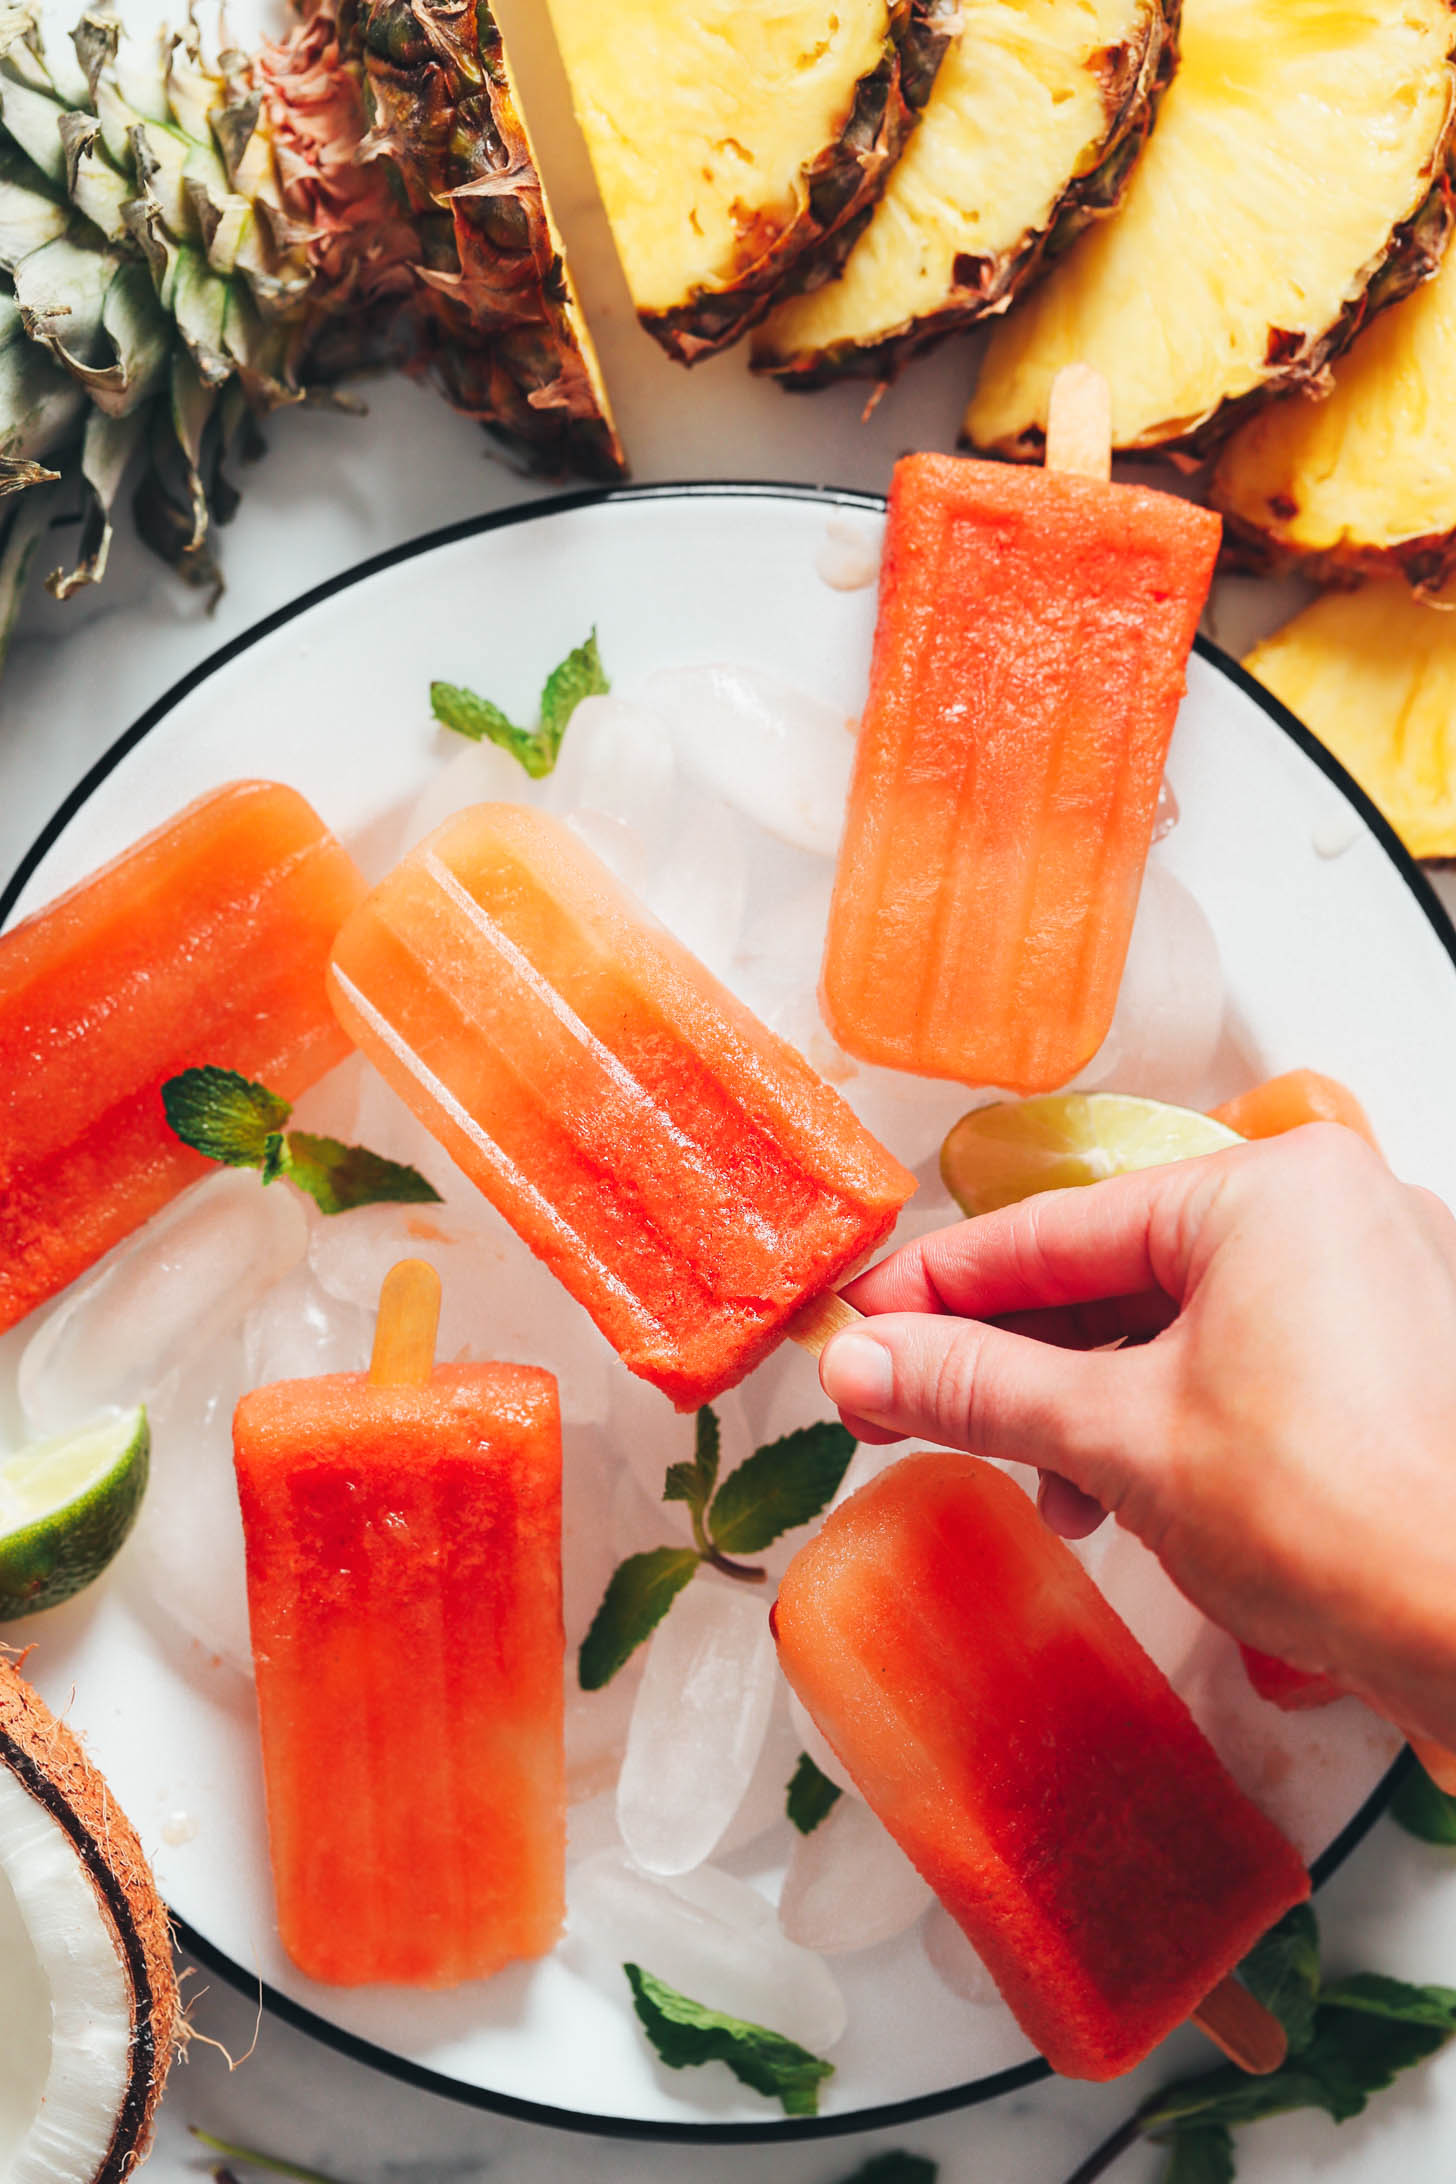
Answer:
xmin=566 ymin=1789 xmax=623 ymax=1866
xmin=351 ymin=1063 xmax=473 ymax=1205
xmin=922 ymin=1902 xmax=997 ymax=2006
xmin=123 ymin=1332 xmax=254 ymax=1677
xmin=567 ymin=1850 xmax=847 ymax=2051
xmin=242 ymin=1261 xmax=373 ymax=1386
xmin=786 ymin=1689 xmax=861 ymax=1800
xmin=19 ymin=1170 xmax=308 ymax=1438
xmin=638 ymin=665 xmax=854 ymax=857
xmin=610 ymin=1377 xmax=755 ymax=1542
xmin=642 ymin=790 xmax=748 ymax=982
xmin=544 ymin=693 xmax=677 ymax=851
xmin=617 ymin=1579 xmax=777 ymax=1875
xmin=728 ymin=872 xmax=835 ymax=1024
xmin=779 ymin=1792 xmax=933 ymax=1954
xmin=1074 ymin=863 xmax=1224 ymax=1105
xmin=399 ymin=738 xmax=533 ymax=854
xmin=713 ymin=1691 xmax=803 ymax=1857
xmin=564 ymin=811 xmax=650 ymax=898
xmin=566 ymin=1660 xmax=643 ymax=1804
xmin=562 ymin=1422 xmax=622 ymax=1648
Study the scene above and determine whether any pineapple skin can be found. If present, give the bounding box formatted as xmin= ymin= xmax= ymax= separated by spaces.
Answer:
xmin=1246 ymin=581 xmax=1456 ymax=862
xmin=580 ymin=0 xmax=959 ymax=366
xmin=753 ymin=0 xmax=1180 ymax=390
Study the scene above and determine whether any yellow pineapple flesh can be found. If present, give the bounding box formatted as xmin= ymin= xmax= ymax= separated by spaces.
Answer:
xmin=966 ymin=0 xmax=1456 ymax=460
xmin=753 ymin=0 xmax=1175 ymax=387
xmin=545 ymin=0 xmax=954 ymax=362
xmin=1214 ymin=237 xmax=1456 ymax=588
xmin=1246 ymin=583 xmax=1456 ymax=860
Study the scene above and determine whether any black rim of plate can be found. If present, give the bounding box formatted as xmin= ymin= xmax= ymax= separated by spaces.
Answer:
xmin=2 ymin=479 xmax=1447 ymax=2145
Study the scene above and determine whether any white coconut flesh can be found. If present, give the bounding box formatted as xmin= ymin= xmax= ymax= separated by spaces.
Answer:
xmin=0 ymin=1725 xmax=167 ymax=2184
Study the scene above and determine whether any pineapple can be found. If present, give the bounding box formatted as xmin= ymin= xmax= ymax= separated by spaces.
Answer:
xmin=1245 ymin=581 xmax=1456 ymax=860
xmin=544 ymin=0 xmax=957 ymax=364
xmin=966 ymin=0 xmax=1456 ymax=461
xmin=753 ymin=0 xmax=1177 ymax=389
xmin=1213 ymin=235 xmax=1456 ymax=589
xmin=0 ymin=0 xmax=620 ymax=664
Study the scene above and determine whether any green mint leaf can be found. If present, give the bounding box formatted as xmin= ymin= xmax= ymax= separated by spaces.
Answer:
xmin=786 ymin=1751 xmax=842 ymax=1835
xmin=663 ymin=1406 xmax=721 ymax=1518
xmin=261 ymin=1133 xmax=292 ymax=1185
xmin=832 ymin=2157 xmax=937 ymax=2184
xmin=1158 ymin=2123 xmax=1235 ymax=2184
xmin=538 ymin=627 xmax=609 ymax=759
xmin=1390 ymin=1760 xmax=1456 ymax=1844
xmin=1319 ymin=1973 xmax=1456 ymax=2030
xmin=623 ymin=1962 xmax=834 ymax=2118
xmin=577 ymin=1547 xmax=701 ymax=1691
xmin=1240 ymin=1903 xmax=1321 ymax=2052
xmin=429 ymin=680 xmax=527 ymax=753
xmin=282 ymin=1132 xmax=442 ymax=1217
xmin=191 ymin=2132 xmax=351 ymax=2184
xmin=708 ymin=1421 xmax=856 ymax=1555
xmin=161 ymin=1066 xmax=291 ymax=1168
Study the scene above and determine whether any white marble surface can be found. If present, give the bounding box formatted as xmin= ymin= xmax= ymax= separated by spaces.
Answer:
xmin=8 ymin=5 xmax=1456 ymax=2174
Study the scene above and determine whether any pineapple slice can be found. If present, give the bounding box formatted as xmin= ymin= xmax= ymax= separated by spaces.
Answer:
xmin=1213 ymin=237 xmax=1456 ymax=589
xmin=753 ymin=0 xmax=1176 ymax=388
xmin=966 ymin=0 xmax=1456 ymax=459
xmin=545 ymin=0 xmax=956 ymax=363
xmin=1245 ymin=583 xmax=1456 ymax=860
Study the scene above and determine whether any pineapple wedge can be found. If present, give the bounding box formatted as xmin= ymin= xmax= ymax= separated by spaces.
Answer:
xmin=1213 ymin=238 xmax=1456 ymax=589
xmin=966 ymin=0 xmax=1456 ymax=460
xmin=545 ymin=0 xmax=956 ymax=363
xmin=753 ymin=0 xmax=1176 ymax=389
xmin=1246 ymin=583 xmax=1456 ymax=860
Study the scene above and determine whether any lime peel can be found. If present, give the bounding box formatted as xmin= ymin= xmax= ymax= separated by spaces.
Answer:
xmin=0 ymin=1407 xmax=150 ymax=1620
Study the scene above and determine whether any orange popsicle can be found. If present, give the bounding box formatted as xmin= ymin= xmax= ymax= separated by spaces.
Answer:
xmin=234 ymin=1267 xmax=564 ymax=1987
xmin=327 ymin=804 xmax=915 ymax=1409
xmin=1211 ymin=1068 xmax=1380 ymax=1149
xmin=0 ymin=781 xmax=364 ymax=1334
xmin=821 ymin=453 xmax=1221 ymax=1092
xmin=774 ymin=1453 xmax=1309 ymax=2080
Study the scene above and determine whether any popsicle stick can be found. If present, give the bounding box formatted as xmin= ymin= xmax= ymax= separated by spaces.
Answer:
xmin=369 ymin=1258 xmax=442 ymax=1387
xmin=1406 ymin=1732 xmax=1456 ymax=1797
xmin=789 ymin=1290 xmax=864 ymax=1360
xmin=1191 ymin=1976 xmax=1288 ymax=2074
xmin=1045 ymin=363 xmax=1112 ymax=481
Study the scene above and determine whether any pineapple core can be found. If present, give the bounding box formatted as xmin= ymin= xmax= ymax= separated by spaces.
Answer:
xmin=546 ymin=0 xmax=893 ymax=314
xmin=967 ymin=0 xmax=1456 ymax=454
xmin=757 ymin=0 xmax=1158 ymax=371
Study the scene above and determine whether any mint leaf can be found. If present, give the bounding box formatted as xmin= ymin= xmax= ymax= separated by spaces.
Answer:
xmin=1240 ymin=1904 xmax=1320 ymax=2051
xmin=663 ymin=1406 xmax=721 ymax=1518
xmin=191 ymin=2133 xmax=349 ymax=2184
xmin=1320 ymin=1973 xmax=1456 ymax=2030
xmin=833 ymin=2158 xmax=937 ymax=2184
xmin=787 ymin=1751 xmax=842 ymax=1835
xmin=162 ymin=1066 xmax=291 ymax=1167
xmin=1159 ymin=2124 xmax=1234 ymax=2184
xmin=1142 ymin=2000 xmax=1456 ymax=2137
xmin=708 ymin=1422 xmax=856 ymax=1555
xmin=623 ymin=1962 xmax=834 ymax=2117
xmin=578 ymin=1547 xmax=701 ymax=1691
xmin=538 ymin=627 xmax=609 ymax=759
xmin=283 ymin=1132 xmax=441 ymax=1217
xmin=1390 ymin=1760 xmax=1456 ymax=1844
xmin=430 ymin=630 xmax=607 ymax=780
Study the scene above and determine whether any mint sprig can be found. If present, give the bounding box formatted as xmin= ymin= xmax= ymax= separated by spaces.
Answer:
xmin=1062 ymin=1906 xmax=1456 ymax=2184
xmin=786 ymin=1751 xmax=842 ymax=1835
xmin=577 ymin=1410 xmax=854 ymax=1689
xmin=624 ymin=1963 xmax=834 ymax=2117
xmin=430 ymin=628 xmax=607 ymax=778
xmin=1390 ymin=1755 xmax=1456 ymax=1844
xmin=162 ymin=1066 xmax=440 ymax=1218
xmin=191 ymin=2131 xmax=348 ymax=2183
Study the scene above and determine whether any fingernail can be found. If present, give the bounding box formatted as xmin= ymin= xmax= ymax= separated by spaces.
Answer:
xmin=821 ymin=1331 xmax=894 ymax=1415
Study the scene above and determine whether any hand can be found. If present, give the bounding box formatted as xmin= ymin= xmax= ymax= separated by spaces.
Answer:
xmin=819 ymin=1125 xmax=1456 ymax=1750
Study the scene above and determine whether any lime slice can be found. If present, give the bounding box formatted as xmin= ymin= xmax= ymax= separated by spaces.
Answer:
xmin=0 ymin=1408 xmax=149 ymax=1620
xmin=940 ymin=1094 xmax=1242 ymax=1217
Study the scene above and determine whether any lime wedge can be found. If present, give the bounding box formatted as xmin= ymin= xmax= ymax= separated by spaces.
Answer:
xmin=941 ymin=1094 xmax=1242 ymax=1217
xmin=0 ymin=1408 xmax=149 ymax=1620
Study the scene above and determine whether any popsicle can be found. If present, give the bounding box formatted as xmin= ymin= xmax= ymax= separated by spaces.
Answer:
xmin=0 ymin=780 xmax=365 ymax=1335
xmin=234 ymin=1260 xmax=566 ymax=1987
xmin=821 ymin=371 xmax=1222 ymax=1092
xmin=326 ymin=803 xmax=916 ymax=1410
xmin=773 ymin=1451 xmax=1309 ymax=2080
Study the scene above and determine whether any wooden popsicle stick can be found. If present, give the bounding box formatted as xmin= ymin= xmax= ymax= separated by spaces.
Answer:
xmin=1045 ymin=362 xmax=1113 ymax=481
xmin=1192 ymin=1976 xmax=1288 ymax=2074
xmin=788 ymin=1289 xmax=864 ymax=1360
xmin=369 ymin=1258 xmax=442 ymax=1387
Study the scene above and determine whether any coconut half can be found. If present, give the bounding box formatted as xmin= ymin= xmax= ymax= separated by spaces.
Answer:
xmin=0 ymin=1658 xmax=178 ymax=2184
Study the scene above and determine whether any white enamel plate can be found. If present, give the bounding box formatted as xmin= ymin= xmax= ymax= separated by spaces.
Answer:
xmin=2 ymin=485 xmax=1451 ymax=2142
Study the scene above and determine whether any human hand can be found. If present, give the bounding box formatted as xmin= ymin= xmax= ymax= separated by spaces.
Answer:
xmin=819 ymin=1124 xmax=1456 ymax=1749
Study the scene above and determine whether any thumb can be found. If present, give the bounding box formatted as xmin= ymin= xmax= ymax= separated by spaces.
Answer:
xmin=819 ymin=1312 xmax=1153 ymax=1510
